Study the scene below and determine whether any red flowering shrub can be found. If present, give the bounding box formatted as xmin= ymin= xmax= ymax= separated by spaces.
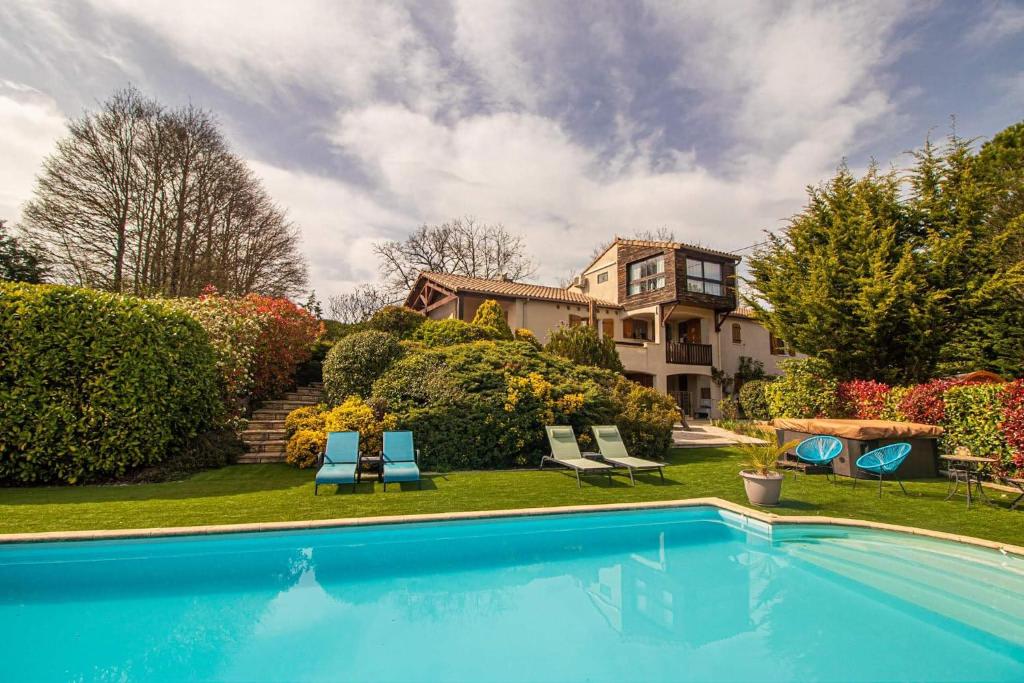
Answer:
xmin=243 ymin=294 xmax=324 ymax=401
xmin=897 ymin=379 xmax=958 ymax=424
xmin=1000 ymin=379 xmax=1024 ymax=473
xmin=837 ymin=380 xmax=891 ymax=419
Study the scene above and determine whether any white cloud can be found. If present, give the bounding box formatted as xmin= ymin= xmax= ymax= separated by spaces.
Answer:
xmin=87 ymin=0 xmax=462 ymax=114
xmin=965 ymin=1 xmax=1024 ymax=46
xmin=0 ymin=82 xmax=65 ymax=222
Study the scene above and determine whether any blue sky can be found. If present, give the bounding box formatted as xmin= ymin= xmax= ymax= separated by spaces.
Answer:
xmin=1 ymin=1 xmax=1022 ymax=298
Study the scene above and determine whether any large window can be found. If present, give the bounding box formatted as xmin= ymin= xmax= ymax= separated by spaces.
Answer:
xmin=686 ymin=258 xmax=724 ymax=296
xmin=627 ymin=256 xmax=666 ymax=295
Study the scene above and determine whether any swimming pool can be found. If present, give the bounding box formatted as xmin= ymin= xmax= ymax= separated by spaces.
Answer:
xmin=1 ymin=506 xmax=1022 ymax=682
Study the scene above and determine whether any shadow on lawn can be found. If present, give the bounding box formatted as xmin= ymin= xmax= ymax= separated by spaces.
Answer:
xmin=0 ymin=464 xmax=309 ymax=505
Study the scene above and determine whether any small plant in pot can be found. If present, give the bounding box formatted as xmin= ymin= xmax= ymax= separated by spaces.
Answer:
xmin=738 ymin=439 xmax=799 ymax=506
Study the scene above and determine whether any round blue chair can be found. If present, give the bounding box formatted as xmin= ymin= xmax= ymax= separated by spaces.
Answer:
xmin=854 ymin=443 xmax=912 ymax=497
xmin=794 ymin=436 xmax=844 ymax=482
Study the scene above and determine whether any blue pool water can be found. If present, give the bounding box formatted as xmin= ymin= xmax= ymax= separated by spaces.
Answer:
xmin=1 ymin=507 xmax=1023 ymax=682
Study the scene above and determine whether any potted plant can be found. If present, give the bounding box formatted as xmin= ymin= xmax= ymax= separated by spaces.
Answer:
xmin=738 ymin=439 xmax=799 ymax=506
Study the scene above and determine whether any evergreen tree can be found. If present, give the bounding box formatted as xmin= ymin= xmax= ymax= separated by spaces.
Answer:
xmin=747 ymin=164 xmax=944 ymax=383
xmin=471 ymin=299 xmax=514 ymax=339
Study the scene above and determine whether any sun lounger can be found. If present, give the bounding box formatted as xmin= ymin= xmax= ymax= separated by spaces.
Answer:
xmin=541 ymin=425 xmax=613 ymax=487
xmin=383 ymin=430 xmax=421 ymax=491
xmin=590 ymin=425 xmax=667 ymax=485
xmin=315 ymin=431 xmax=360 ymax=495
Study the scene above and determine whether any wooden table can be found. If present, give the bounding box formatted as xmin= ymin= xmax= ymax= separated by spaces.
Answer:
xmin=941 ymin=455 xmax=997 ymax=507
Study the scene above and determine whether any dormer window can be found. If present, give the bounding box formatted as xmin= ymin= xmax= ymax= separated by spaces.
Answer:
xmin=627 ymin=256 xmax=665 ymax=295
xmin=686 ymin=258 xmax=723 ymax=296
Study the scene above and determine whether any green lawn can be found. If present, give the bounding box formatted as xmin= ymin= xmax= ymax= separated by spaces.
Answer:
xmin=2 ymin=447 xmax=1023 ymax=546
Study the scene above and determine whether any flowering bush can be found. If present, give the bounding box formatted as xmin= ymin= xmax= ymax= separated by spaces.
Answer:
xmin=284 ymin=404 xmax=327 ymax=437
xmin=285 ymin=429 xmax=327 ymax=469
xmin=879 ymin=386 xmax=910 ymax=421
xmin=897 ymin=378 xmax=957 ymax=424
xmin=1000 ymin=379 xmax=1024 ymax=473
xmin=837 ymin=379 xmax=891 ymax=419
xmin=244 ymin=294 xmax=324 ymax=401
xmin=284 ymin=397 xmax=397 ymax=468
xmin=764 ymin=357 xmax=839 ymax=418
xmin=514 ymin=328 xmax=541 ymax=349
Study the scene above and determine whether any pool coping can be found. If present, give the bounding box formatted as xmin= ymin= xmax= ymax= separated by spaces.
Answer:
xmin=2 ymin=497 xmax=1023 ymax=557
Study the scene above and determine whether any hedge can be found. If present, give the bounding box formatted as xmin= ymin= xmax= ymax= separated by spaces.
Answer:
xmin=366 ymin=306 xmax=425 ymax=339
xmin=412 ymin=318 xmax=491 ymax=347
xmin=942 ymin=384 xmax=1013 ymax=465
xmin=545 ymin=324 xmax=624 ymax=372
xmin=837 ymin=379 xmax=891 ymax=419
xmin=764 ymin=357 xmax=839 ymax=418
xmin=0 ymin=283 xmax=221 ymax=484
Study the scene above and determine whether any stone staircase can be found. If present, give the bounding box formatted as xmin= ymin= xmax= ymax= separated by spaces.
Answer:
xmin=238 ymin=382 xmax=323 ymax=463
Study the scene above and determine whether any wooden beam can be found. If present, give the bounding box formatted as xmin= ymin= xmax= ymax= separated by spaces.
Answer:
xmin=424 ymin=293 xmax=458 ymax=313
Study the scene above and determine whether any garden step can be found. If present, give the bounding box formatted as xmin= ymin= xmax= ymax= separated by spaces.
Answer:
xmin=285 ymin=392 xmax=321 ymax=402
xmin=245 ymin=420 xmax=285 ymax=431
xmin=244 ymin=440 xmax=287 ymax=454
xmin=238 ymin=452 xmax=288 ymax=464
xmin=252 ymin=409 xmax=291 ymax=421
xmin=260 ymin=400 xmax=316 ymax=411
xmin=240 ymin=429 xmax=287 ymax=442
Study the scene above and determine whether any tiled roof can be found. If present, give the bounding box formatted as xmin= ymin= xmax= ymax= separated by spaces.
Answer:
xmin=413 ymin=271 xmax=620 ymax=308
xmin=613 ymin=238 xmax=741 ymax=261
xmin=730 ymin=306 xmax=759 ymax=319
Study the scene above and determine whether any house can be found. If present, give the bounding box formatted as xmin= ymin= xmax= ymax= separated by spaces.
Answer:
xmin=404 ymin=237 xmax=796 ymax=418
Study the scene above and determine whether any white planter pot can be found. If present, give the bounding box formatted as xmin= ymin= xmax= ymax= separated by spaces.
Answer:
xmin=739 ymin=470 xmax=784 ymax=506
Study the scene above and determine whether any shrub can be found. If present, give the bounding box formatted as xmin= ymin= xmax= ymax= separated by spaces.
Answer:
xmin=0 ymin=283 xmax=221 ymax=484
xmin=323 ymin=396 xmax=398 ymax=457
xmin=764 ymin=357 xmax=839 ymax=418
xmin=837 ymin=379 xmax=891 ymax=419
xmin=878 ymin=386 xmax=910 ymax=421
xmin=322 ymin=319 xmax=363 ymax=341
xmin=1000 ymin=379 xmax=1024 ymax=474
xmin=717 ymin=397 xmax=740 ymax=420
xmin=322 ymin=330 xmax=404 ymax=403
xmin=897 ymin=378 xmax=957 ymax=424
xmin=471 ymin=299 xmax=513 ymax=339
xmin=738 ymin=379 xmax=772 ymax=420
xmin=370 ymin=341 xmax=621 ymax=470
xmin=611 ymin=377 xmax=678 ymax=457
xmin=942 ymin=383 xmax=1012 ymax=469
xmin=131 ymin=429 xmax=245 ymax=482
xmin=244 ymin=294 xmax=324 ymax=401
xmin=294 ymin=339 xmax=333 ymax=386
xmin=284 ymin=404 xmax=327 ymax=437
xmin=366 ymin=306 xmax=425 ymax=339
xmin=514 ymin=328 xmax=541 ymax=350
xmin=167 ymin=293 xmax=261 ymax=418
xmin=545 ymin=324 xmax=625 ymax=372
xmin=286 ymin=429 xmax=327 ymax=469
xmin=413 ymin=318 xmax=490 ymax=347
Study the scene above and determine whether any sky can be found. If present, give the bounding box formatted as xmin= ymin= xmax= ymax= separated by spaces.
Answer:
xmin=1 ymin=1 xmax=1022 ymax=299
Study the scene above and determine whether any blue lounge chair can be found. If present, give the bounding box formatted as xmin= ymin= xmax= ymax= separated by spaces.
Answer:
xmin=383 ymin=431 xmax=421 ymax=491
xmin=315 ymin=431 xmax=360 ymax=495
xmin=855 ymin=442 xmax=912 ymax=497
xmin=795 ymin=435 xmax=843 ymax=482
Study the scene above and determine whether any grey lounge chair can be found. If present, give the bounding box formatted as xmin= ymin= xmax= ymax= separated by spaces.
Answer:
xmin=591 ymin=425 xmax=667 ymax=485
xmin=541 ymin=425 xmax=613 ymax=487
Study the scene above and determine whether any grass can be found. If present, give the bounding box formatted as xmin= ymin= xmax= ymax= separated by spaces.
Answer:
xmin=2 ymin=447 xmax=1023 ymax=546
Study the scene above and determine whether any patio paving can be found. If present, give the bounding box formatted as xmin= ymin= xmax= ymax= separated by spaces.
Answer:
xmin=673 ymin=421 xmax=767 ymax=448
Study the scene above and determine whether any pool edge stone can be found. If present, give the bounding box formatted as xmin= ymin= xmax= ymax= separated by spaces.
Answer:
xmin=2 ymin=497 xmax=1023 ymax=558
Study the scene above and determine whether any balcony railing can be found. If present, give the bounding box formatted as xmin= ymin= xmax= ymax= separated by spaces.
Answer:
xmin=665 ymin=341 xmax=713 ymax=366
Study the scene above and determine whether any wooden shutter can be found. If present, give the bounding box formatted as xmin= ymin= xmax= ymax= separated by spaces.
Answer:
xmin=622 ymin=318 xmax=634 ymax=338
xmin=602 ymin=319 xmax=614 ymax=338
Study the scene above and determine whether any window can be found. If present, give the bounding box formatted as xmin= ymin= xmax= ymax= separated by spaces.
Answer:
xmin=769 ymin=332 xmax=789 ymax=356
xmin=731 ymin=323 xmax=742 ymax=344
xmin=622 ymin=318 xmax=649 ymax=340
xmin=686 ymin=258 xmax=724 ymax=296
xmin=627 ymin=256 xmax=666 ymax=295
xmin=569 ymin=314 xmax=588 ymax=327
xmin=596 ymin=271 xmax=609 ymax=284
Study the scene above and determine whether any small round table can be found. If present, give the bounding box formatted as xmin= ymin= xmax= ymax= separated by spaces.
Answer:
xmin=941 ymin=454 xmax=997 ymax=507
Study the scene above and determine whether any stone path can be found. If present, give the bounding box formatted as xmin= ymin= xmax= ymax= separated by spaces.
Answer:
xmin=673 ymin=420 xmax=768 ymax=448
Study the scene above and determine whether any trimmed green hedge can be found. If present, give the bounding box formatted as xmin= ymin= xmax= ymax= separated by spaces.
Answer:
xmin=942 ymin=384 xmax=1013 ymax=465
xmin=0 ymin=283 xmax=221 ymax=484
xmin=738 ymin=379 xmax=772 ymax=420
xmin=322 ymin=330 xmax=404 ymax=403
xmin=412 ymin=318 xmax=491 ymax=347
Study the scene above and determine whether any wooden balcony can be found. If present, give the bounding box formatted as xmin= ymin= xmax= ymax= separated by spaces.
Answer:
xmin=665 ymin=341 xmax=713 ymax=366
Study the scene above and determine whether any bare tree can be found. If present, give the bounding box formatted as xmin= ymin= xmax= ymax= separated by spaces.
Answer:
xmin=373 ymin=217 xmax=536 ymax=296
xmin=328 ymin=283 xmax=393 ymax=323
xmin=23 ymin=87 xmax=308 ymax=298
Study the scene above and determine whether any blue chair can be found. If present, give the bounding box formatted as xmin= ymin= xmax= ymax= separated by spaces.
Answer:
xmin=383 ymin=431 xmax=421 ymax=491
xmin=315 ymin=431 xmax=360 ymax=495
xmin=855 ymin=443 xmax=912 ymax=497
xmin=795 ymin=436 xmax=843 ymax=482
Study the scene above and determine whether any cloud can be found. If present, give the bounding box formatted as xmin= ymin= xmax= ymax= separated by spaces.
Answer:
xmin=965 ymin=1 xmax=1024 ymax=46
xmin=0 ymin=82 xmax=65 ymax=222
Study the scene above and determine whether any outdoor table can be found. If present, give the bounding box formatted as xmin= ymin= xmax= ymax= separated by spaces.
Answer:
xmin=941 ymin=454 xmax=997 ymax=507
xmin=360 ymin=455 xmax=383 ymax=481
xmin=1002 ymin=477 xmax=1024 ymax=511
